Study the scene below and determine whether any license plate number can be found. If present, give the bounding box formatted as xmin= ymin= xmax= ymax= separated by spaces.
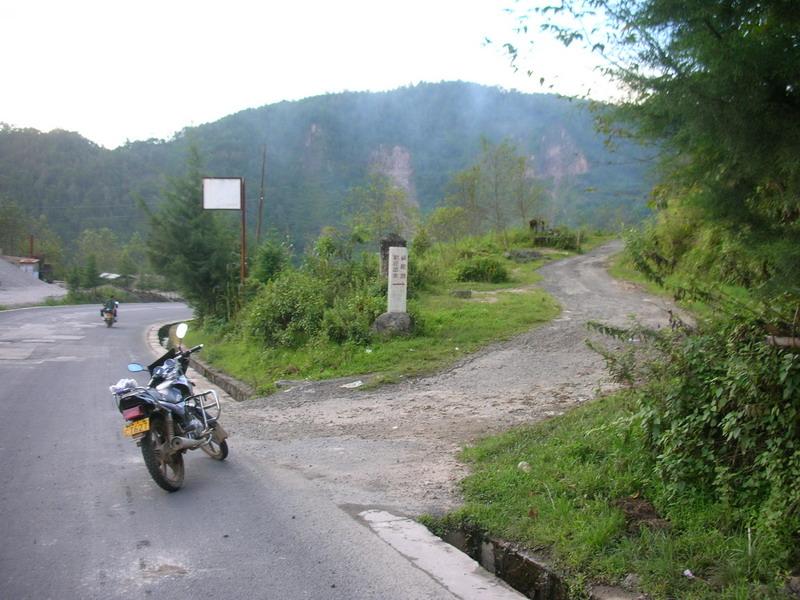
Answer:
xmin=123 ymin=418 xmax=150 ymax=437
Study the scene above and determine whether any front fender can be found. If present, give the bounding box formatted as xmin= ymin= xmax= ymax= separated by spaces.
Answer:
xmin=212 ymin=422 xmax=228 ymax=442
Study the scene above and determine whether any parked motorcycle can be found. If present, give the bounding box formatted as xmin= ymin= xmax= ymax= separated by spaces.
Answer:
xmin=110 ymin=323 xmax=229 ymax=491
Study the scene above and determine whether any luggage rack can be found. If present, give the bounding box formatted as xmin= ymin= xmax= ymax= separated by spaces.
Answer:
xmin=113 ymin=386 xmax=150 ymax=411
xmin=185 ymin=389 xmax=221 ymax=424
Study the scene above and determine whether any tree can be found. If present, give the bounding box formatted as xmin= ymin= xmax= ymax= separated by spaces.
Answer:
xmin=345 ymin=173 xmax=419 ymax=241
xmin=81 ymin=254 xmax=101 ymax=289
xmin=146 ymin=147 xmax=239 ymax=319
xmin=250 ymin=233 xmax=292 ymax=284
xmin=479 ymin=138 xmax=518 ymax=237
xmin=444 ymin=138 xmax=546 ymax=241
xmin=66 ymin=265 xmax=82 ymax=293
xmin=76 ymin=228 xmax=120 ymax=274
xmin=118 ymin=231 xmax=148 ymax=286
xmin=515 ymin=0 xmax=800 ymax=291
xmin=512 ymin=164 xmax=548 ymax=225
xmin=445 ymin=166 xmax=484 ymax=236
xmin=426 ymin=206 xmax=471 ymax=243
xmin=28 ymin=215 xmax=65 ymax=279
xmin=0 ymin=198 xmax=28 ymax=255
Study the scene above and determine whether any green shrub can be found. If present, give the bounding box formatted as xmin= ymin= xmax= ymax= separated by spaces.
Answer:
xmin=322 ymin=290 xmax=384 ymax=345
xmin=407 ymin=251 xmax=442 ymax=294
xmin=305 ymin=238 xmax=380 ymax=303
xmin=243 ymin=269 xmax=326 ymax=347
xmin=411 ymin=227 xmax=432 ymax=256
xmin=455 ymin=257 xmax=509 ymax=283
xmin=592 ymin=314 xmax=800 ymax=560
xmin=64 ymin=285 xmax=136 ymax=305
xmin=532 ymin=227 xmax=579 ymax=250
xmin=250 ymin=236 xmax=292 ymax=284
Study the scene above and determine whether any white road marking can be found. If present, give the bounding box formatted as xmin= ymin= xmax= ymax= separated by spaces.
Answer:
xmin=0 ymin=346 xmax=35 ymax=360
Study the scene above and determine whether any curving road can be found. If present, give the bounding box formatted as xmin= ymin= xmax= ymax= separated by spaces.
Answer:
xmin=0 ymin=303 xmax=521 ymax=599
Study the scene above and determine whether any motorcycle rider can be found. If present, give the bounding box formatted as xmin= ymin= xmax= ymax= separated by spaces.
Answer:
xmin=102 ymin=295 xmax=119 ymax=322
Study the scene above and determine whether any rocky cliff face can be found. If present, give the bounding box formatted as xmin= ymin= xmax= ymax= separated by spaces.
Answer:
xmin=535 ymin=126 xmax=589 ymax=181
xmin=369 ymin=144 xmax=419 ymax=207
xmin=302 ymin=122 xmax=327 ymax=174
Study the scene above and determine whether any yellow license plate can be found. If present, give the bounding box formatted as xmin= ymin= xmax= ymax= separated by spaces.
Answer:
xmin=123 ymin=418 xmax=150 ymax=437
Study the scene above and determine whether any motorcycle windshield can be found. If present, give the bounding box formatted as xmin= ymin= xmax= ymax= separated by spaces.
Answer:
xmin=147 ymin=348 xmax=178 ymax=375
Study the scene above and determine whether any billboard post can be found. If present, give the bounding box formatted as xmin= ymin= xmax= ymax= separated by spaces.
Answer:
xmin=202 ymin=177 xmax=247 ymax=284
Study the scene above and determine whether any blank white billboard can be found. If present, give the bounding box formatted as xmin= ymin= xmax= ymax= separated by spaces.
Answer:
xmin=203 ymin=177 xmax=242 ymax=210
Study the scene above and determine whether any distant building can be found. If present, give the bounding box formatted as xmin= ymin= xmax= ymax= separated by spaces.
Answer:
xmin=2 ymin=256 xmax=40 ymax=278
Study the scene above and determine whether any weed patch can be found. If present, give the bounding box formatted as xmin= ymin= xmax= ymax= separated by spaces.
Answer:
xmin=427 ymin=393 xmax=793 ymax=599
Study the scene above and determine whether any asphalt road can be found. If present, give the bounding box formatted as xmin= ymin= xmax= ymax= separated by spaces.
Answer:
xmin=0 ymin=303 xmax=514 ymax=600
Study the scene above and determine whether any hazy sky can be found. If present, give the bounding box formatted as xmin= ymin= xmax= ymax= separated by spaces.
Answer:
xmin=2 ymin=0 xmax=613 ymax=149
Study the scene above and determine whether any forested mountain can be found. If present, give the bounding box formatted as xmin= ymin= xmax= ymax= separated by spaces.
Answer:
xmin=0 ymin=82 xmax=653 ymax=253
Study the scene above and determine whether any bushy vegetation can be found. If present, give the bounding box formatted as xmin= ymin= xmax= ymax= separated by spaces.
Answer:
xmin=240 ymin=234 xmax=387 ymax=349
xmin=588 ymin=311 xmax=800 ymax=578
xmin=455 ymin=257 xmax=510 ymax=283
xmin=622 ymin=208 xmax=800 ymax=299
xmin=642 ymin=322 xmax=800 ymax=551
xmin=189 ymin=226 xmax=587 ymax=393
xmin=426 ymin=388 xmax=795 ymax=599
xmin=321 ymin=289 xmax=385 ymax=345
xmin=61 ymin=285 xmax=138 ymax=306
xmin=243 ymin=269 xmax=328 ymax=347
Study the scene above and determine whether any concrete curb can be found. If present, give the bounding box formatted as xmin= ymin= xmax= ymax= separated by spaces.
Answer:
xmin=186 ymin=356 xmax=255 ymax=402
xmin=146 ymin=322 xmax=255 ymax=402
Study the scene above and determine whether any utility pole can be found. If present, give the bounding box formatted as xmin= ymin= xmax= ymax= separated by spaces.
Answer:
xmin=257 ymin=145 xmax=266 ymax=245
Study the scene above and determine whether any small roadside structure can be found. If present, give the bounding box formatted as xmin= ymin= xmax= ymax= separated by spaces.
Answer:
xmin=2 ymin=255 xmax=40 ymax=279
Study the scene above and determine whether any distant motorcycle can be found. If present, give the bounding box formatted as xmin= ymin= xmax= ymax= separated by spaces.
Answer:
xmin=110 ymin=323 xmax=229 ymax=491
xmin=100 ymin=300 xmax=118 ymax=327
xmin=101 ymin=307 xmax=114 ymax=327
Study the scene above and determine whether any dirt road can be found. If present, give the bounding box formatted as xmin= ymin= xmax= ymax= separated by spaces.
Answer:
xmin=223 ymin=241 xmax=679 ymax=516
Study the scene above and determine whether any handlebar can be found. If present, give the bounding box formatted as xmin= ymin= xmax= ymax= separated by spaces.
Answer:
xmin=184 ymin=344 xmax=204 ymax=355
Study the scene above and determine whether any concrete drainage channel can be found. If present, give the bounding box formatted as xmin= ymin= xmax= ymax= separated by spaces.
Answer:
xmin=436 ymin=526 xmax=643 ymax=600
xmin=440 ymin=527 xmax=569 ymax=599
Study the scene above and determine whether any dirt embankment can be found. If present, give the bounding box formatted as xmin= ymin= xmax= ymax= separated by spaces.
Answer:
xmin=219 ymin=241 xmax=680 ymax=516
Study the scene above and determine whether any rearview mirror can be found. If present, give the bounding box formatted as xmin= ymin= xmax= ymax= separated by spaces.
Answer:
xmin=127 ymin=363 xmax=145 ymax=373
xmin=175 ymin=323 xmax=188 ymax=340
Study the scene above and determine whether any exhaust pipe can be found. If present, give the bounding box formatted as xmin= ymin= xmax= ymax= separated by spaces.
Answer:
xmin=169 ymin=436 xmax=206 ymax=451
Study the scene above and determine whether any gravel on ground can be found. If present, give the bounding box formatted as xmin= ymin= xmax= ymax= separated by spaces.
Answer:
xmin=0 ymin=257 xmax=67 ymax=307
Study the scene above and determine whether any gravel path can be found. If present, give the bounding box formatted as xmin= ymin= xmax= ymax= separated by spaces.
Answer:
xmin=220 ymin=241 xmax=681 ymax=517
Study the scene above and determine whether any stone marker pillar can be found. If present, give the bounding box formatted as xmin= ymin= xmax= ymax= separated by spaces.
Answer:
xmin=380 ymin=234 xmax=406 ymax=277
xmin=387 ymin=246 xmax=408 ymax=313
xmin=373 ymin=242 xmax=412 ymax=336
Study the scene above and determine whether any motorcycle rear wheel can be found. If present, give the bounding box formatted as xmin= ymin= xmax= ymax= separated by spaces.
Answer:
xmin=105 ymin=318 xmax=112 ymax=327
xmin=141 ymin=419 xmax=184 ymax=492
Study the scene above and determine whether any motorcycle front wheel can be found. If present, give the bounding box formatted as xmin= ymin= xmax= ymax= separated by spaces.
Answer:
xmin=201 ymin=438 xmax=228 ymax=461
xmin=141 ymin=419 xmax=184 ymax=492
